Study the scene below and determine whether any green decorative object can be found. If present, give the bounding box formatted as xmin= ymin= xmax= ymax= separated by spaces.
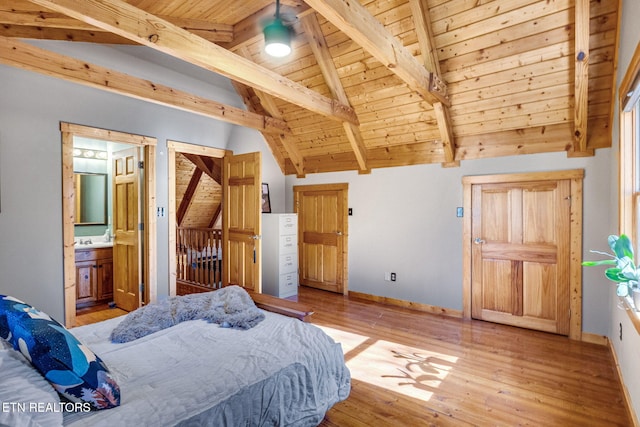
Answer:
xmin=583 ymin=234 xmax=640 ymax=298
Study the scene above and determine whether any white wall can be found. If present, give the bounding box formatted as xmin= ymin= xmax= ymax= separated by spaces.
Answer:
xmin=286 ymin=151 xmax=613 ymax=334
xmin=0 ymin=42 xmax=241 ymax=323
xmin=609 ymin=0 xmax=640 ymax=419
xmin=226 ymin=126 xmax=287 ymax=214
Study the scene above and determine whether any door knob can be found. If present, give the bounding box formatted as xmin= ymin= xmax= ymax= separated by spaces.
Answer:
xmin=335 ymin=231 xmax=343 ymax=236
xmin=474 ymin=238 xmax=486 ymax=245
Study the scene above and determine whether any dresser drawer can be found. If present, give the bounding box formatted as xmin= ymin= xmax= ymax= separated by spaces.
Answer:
xmin=75 ymin=247 xmax=112 ymax=262
xmin=279 ymin=272 xmax=298 ymax=290
xmin=278 ymin=253 xmax=298 ymax=273
xmin=278 ymin=215 xmax=297 ymax=234
xmin=278 ymin=273 xmax=298 ymax=298
xmin=279 ymin=235 xmax=297 ymax=254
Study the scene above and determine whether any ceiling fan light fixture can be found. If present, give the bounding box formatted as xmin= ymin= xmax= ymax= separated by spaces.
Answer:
xmin=264 ymin=20 xmax=291 ymax=58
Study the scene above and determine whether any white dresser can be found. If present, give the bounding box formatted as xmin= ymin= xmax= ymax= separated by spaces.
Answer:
xmin=261 ymin=213 xmax=298 ymax=298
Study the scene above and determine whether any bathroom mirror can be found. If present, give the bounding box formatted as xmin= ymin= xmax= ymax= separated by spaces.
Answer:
xmin=74 ymin=172 xmax=107 ymax=225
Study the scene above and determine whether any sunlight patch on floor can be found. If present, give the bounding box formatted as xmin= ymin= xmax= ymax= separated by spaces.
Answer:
xmin=316 ymin=325 xmax=370 ymax=354
xmin=347 ymin=339 xmax=457 ymax=402
xmin=318 ymin=325 xmax=458 ymax=402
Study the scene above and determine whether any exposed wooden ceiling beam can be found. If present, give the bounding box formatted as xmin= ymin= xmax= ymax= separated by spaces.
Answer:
xmin=208 ymin=205 xmax=222 ymax=229
xmin=0 ymin=36 xmax=291 ymax=134
xmin=177 ymin=167 xmax=203 ymax=226
xmin=301 ymin=12 xmax=369 ymax=173
xmin=408 ymin=0 xmax=440 ymax=76
xmin=0 ymin=24 xmax=134 ymax=44
xmin=234 ymin=46 xmax=306 ymax=177
xmin=232 ymin=82 xmax=306 ymax=177
xmin=183 ymin=153 xmax=222 ymax=184
xmin=233 ymin=81 xmax=286 ymax=173
xmin=0 ymin=3 xmax=93 ymax=30
xmin=0 ymin=2 xmax=233 ymax=43
xmin=433 ymin=102 xmax=457 ymax=166
xmin=304 ymin=0 xmax=448 ymax=107
xmin=571 ymin=0 xmax=593 ymax=156
xmin=27 ymin=0 xmax=359 ymax=126
xmin=409 ymin=0 xmax=457 ymax=166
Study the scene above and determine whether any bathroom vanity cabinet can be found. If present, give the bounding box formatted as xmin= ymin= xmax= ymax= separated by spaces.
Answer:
xmin=75 ymin=246 xmax=113 ymax=308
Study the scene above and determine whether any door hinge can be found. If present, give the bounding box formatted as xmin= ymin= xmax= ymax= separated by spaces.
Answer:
xmin=139 ymin=283 xmax=144 ymax=292
xmin=138 ymin=223 xmax=144 ymax=231
xmin=138 ymin=161 xmax=144 ymax=169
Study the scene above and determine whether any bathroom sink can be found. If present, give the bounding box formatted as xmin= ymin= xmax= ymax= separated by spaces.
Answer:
xmin=81 ymin=241 xmax=113 ymax=249
xmin=75 ymin=240 xmax=113 ymax=249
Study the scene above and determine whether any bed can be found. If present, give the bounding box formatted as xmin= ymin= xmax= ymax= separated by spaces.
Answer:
xmin=0 ymin=288 xmax=351 ymax=427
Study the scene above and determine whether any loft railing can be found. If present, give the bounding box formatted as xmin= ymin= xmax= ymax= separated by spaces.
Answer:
xmin=176 ymin=227 xmax=222 ymax=291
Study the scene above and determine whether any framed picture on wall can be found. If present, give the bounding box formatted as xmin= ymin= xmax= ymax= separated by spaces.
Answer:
xmin=261 ymin=183 xmax=271 ymax=213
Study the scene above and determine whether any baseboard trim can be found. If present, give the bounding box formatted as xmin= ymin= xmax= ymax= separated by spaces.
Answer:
xmin=580 ymin=332 xmax=608 ymax=346
xmin=608 ymin=337 xmax=640 ymax=427
xmin=348 ymin=291 xmax=463 ymax=318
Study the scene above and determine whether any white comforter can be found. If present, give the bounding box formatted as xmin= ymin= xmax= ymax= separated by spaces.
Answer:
xmin=64 ymin=311 xmax=350 ymax=426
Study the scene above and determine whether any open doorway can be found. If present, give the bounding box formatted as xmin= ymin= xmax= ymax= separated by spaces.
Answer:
xmin=61 ymin=123 xmax=157 ymax=327
xmin=167 ymin=141 xmax=228 ymax=296
xmin=168 ymin=142 xmax=263 ymax=296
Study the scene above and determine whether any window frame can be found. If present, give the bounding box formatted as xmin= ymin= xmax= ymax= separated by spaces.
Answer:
xmin=618 ymin=43 xmax=640 ymax=332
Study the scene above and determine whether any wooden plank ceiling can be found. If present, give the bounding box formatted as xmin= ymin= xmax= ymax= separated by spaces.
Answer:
xmin=0 ymin=0 xmax=619 ymax=176
xmin=176 ymin=153 xmax=222 ymax=228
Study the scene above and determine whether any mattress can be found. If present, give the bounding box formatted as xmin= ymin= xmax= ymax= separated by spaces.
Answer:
xmin=63 ymin=310 xmax=350 ymax=426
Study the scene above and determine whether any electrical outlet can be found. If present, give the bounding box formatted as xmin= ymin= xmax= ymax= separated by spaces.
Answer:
xmin=619 ymin=322 xmax=623 ymax=341
xmin=390 ymin=272 xmax=396 ymax=281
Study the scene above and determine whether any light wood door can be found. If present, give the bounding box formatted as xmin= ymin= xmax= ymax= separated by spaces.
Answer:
xmin=471 ymin=179 xmax=571 ymax=335
xmin=222 ymin=152 xmax=261 ymax=292
xmin=75 ymin=261 xmax=97 ymax=305
xmin=112 ymin=147 xmax=141 ymax=312
xmin=294 ymin=184 xmax=348 ymax=295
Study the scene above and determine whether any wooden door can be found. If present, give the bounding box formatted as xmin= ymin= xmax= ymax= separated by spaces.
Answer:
xmin=222 ymin=152 xmax=262 ymax=292
xmin=294 ymin=184 xmax=348 ymax=295
xmin=97 ymin=257 xmax=114 ymax=301
xmin=112 ymin=147 xmax=141 ymax=312
xmin=471 ymin=179 xmax=571 ymax=335
xmin=75 ymin=261 xmax=97 ymax=306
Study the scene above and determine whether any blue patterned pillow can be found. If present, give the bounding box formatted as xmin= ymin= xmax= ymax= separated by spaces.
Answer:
xmin=0 ymin=295 xmax=121 ymax=410
xmin=0 ymin=295 xmax=14 ymax=340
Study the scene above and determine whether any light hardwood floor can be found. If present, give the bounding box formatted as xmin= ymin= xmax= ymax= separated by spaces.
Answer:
xmin=76 ymin=287 xmax=633 ymax=426
xmin=294 ymin=287 xmax=632 ymax=427
xmin=75 ymin=303 xmax=128 ymax=326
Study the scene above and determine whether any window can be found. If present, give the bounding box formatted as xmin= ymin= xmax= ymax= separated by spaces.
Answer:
xmin=619 ymin=46 xmax=640 ymax=246
xmin=618 ymin=44 xmax=640 ymax=326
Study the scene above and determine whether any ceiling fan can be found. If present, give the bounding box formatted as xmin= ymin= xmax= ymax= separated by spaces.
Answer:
xmin=262 ymin=0 xmax=296 ymax=58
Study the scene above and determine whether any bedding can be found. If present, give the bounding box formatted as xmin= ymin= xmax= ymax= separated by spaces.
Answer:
xmin=110 ymin=286 xmax=265 ymax=343
xmin=62 ymin=299 xmax=350 ymax=426
xmin=0 ymin=295 xmax=120 ymax=410
xmin=0 ymin=339 xmax=64 ymax=427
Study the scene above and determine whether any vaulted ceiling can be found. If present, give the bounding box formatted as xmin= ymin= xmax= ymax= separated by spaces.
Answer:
xmin=0 ymin=0 xmax=619 ymax=176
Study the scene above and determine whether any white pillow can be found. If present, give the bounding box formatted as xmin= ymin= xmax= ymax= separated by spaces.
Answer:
xmin=0 ymin=339 xmax=63 ymax=427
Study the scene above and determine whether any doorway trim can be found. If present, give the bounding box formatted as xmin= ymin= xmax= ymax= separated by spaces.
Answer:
xmin=462 ymin=169 xmax=584 ymax=340
xmin=61 ymin=122 xmax=157 ymax=327
xmin=167 ymin=140 xmax=229 ymax=296
xmin=293 ymin=183 xmax=349 ymax=295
